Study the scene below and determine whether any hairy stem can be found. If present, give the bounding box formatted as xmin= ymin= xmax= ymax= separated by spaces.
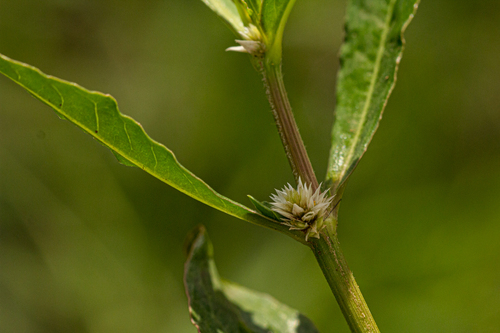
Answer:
xmin=260 ymin=60 xmax=318 ymax=189
xmin=310 ymin=226 xmax=380 ymax=333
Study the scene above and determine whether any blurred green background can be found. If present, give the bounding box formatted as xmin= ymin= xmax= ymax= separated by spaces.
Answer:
xmin=1 ymin=0 xmax=500 ymax=332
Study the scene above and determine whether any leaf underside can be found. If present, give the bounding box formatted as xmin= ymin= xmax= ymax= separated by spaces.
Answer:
xmin=184 ymin=225 xmax=320 ymax=333
xmin=200 ymin=0 xmax=245 ymax=34
xmin=327 ymin=0 xmax=419 ymax=190
xmin=0 ymin=53 xmax=304 ymax=240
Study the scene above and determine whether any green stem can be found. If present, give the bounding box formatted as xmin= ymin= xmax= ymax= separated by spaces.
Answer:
xmin=310 ymin=226 xmax=380 ymax=333
xmin=260 ymin=60 xmax=319 ymax=190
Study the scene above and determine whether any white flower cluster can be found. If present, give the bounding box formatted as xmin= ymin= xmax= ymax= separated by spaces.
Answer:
xmin=226 ymin=24 xmax=265 ymax=56
xmin=270 ymin=178 xmax=334 ymax=240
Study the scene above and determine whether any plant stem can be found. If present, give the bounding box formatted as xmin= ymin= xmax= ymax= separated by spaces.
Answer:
xmin=260 ymin=60 xmax=319 ymax=190
xmin=257 ymin=57 xmax=378 ymax=332
xmin=310 ymin=226 xmax=380 ymax=333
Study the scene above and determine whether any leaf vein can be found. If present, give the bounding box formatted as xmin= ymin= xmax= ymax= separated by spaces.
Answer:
xmin=123 ymin=122 xmax=133 ymax=151
xmin=93 ymin=100 xmax=99 ymax=133
xmin=151 ymin=145 xmax=158 ymax=172
xmin=50 ymin=84 xmax=64 ymax=109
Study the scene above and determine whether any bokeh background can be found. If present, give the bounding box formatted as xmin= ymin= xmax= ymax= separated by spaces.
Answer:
xmin=1 ymin=0 xmax=500 ymax=332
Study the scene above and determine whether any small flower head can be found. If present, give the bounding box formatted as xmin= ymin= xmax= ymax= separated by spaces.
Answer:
xmin=226 ymin=24 xmax=265 ymax=56
xmin=270 ymin=179 xmax=334 ymax=240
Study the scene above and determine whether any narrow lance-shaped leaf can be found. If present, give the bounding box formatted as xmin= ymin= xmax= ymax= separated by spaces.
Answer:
xmin=0 ymin=54 xmax=307 ymax=243
xmin=184 ymin=225 xmax=320 ymax=333
xmin=327 ymin=0 xmax=419 ymax=190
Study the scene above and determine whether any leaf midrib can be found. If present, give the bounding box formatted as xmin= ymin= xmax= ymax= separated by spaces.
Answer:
xmin=340 ymin=0 xmax=397 ymax=182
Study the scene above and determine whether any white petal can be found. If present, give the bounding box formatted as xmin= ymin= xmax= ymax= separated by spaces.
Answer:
xmin=292 ymin=203 xmax=305 ymax=216
xmin=226 ymin=46 xmax=248 ymax=53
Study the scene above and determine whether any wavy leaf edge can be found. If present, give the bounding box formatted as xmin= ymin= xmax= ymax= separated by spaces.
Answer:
xmin=0 ymin=53 xmax=308 ymax=242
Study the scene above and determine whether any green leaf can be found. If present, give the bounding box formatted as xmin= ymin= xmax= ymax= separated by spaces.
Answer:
xmin=184 ymin=225 xmax=320 ymax=333
xmin=200 ymin=0 xmax=245 ymax=34
xmin=0 ymin=53 xmax=307 ymax=243
xmin=260 ymin=0 xmax=297 ymax=62
xmin=327 ymin=0 xmax=419 ymax=190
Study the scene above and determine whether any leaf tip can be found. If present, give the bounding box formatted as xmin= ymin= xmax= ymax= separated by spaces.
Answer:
xmin=183 ymin=224 xmax=207 ymax=258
